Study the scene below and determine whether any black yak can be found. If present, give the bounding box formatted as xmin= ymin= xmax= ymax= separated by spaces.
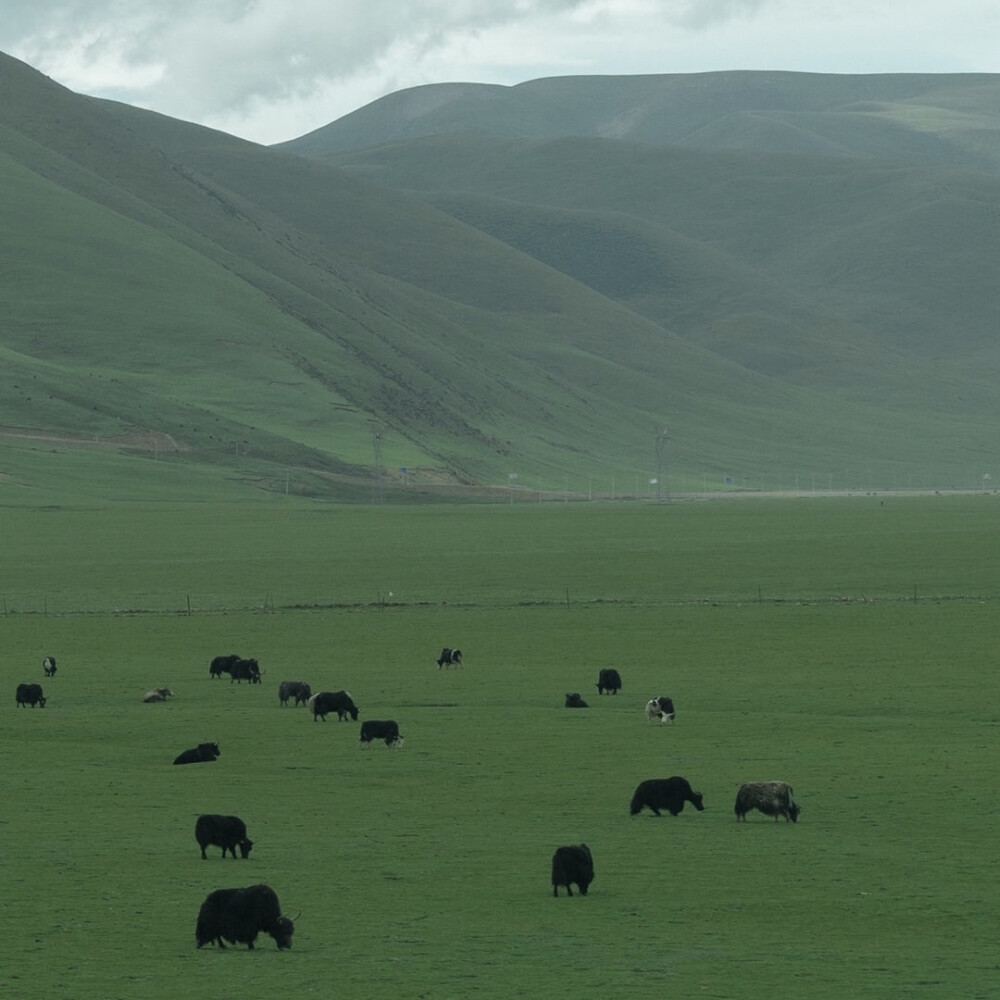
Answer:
xmin=564 ymin=692 xmax=589 ymax=708
xmin=173 ymin=742 xmax=221 ymax=765
xmin=436 ymin=647 xmax=463 ymax=668
xmin=596 ymin=668 xmax=622 ymax=695
xmin=16 ymin=683 xmax=46 ymax=708
xmin=630 ymin=776 xmax=704 ymax=816
xmin=359 ymin=720 xmax=403 ymax=748
xmin=734 ymin=781 xmax=801 ymax=823
xmin=195 ymin=814 xmax=254 ymax=859
xmin=278 ymin=681 xmax=311 ymax=707
xmin=551 ymin=844 xmax=594 ymax=897
xmin=195 ymin=884 xmax=295 ymax=950
xmin=229 ymin=658 xmax=261 ymax=684
xmin=309 ymin=690 xmax=358 ymax=722
xmin=43 ymin=656 xmax=57 ymax=677
xmin=209 ymin=654 xmax=240 ymax=680
xmin=645 ymin=696 xmax=675 ymax=724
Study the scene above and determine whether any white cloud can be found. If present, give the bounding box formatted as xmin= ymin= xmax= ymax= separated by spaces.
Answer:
xmin=2 ymin=1 xmax=998 ymax=144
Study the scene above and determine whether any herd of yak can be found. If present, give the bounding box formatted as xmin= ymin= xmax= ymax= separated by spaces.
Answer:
xmin=15 ymin=646 xmax=801 ymax=947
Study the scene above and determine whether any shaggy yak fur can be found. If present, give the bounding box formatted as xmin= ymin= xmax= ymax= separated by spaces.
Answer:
xmin=195 ymin=884 xmax=294 ymax=950
xmin=551 ymin=844 xmax=594 ymax=897
xmin=596 ymin=668 xmax=622 ymax=695
xmin=734 ymin=781 xmax=801 ymax=822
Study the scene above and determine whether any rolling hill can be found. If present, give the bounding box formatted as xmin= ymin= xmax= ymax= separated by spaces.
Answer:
xmin=3 ymin=54 xmax=999 ymax=503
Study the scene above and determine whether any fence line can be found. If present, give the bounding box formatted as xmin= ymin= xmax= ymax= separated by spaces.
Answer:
xmin=0 ymin=589 xmax=993 ymax=619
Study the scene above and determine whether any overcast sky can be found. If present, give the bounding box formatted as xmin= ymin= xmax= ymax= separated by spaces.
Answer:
xmin=3 ymin=1 xmax=997 ymax=145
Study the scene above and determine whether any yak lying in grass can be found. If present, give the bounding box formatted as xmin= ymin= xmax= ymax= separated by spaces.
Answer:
xmin=564 ymin=692 xmax=589 ymax=708
xmin=173 ymin=742 xmax=220 ymax=765
xmin=630 ymin=776 xmax=704 ymax=817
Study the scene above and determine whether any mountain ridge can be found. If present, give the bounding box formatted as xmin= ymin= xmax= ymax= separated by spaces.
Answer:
xmin=3 ymin=54 xmax=998 ymax=501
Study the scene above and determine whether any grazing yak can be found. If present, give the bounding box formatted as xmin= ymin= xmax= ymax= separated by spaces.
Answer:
xmin=173 ymin=742 xmax=221 ymax=765
xmin=436 ymin=647 xmax=463 ymax=668
xmin=195 ymin=884 xmax=295 ymax=950
xmin=551 ymin=844 xmax=594 ymax=897
xmin=734 ymin=781 xmax=801 ymax=823
xmin=209 ymin=654 xmax=241 ymax=680
xmin=309 ymin=690 xmax=358 ymax=722
xmin=278 ymin=681 xmax=311 ymax=707
xmin=16 ymin=683 xmax=46 ymax=708
xmin=143 ymin=687 xmax=174 ymax=703
xmin=630 ymin=776 xmax=705 ymax=817
xmin=564 ymin=692 xmax=589 ymax=708
xmin=359 ymin=719 xmax=403 ymax=748
xmin=596 ymin=668 xmax=622 ymax=695
xmin=195 ymin=814 xmax=254 ymax=860
xmin=229 ymin=658 xmax=261 ymax=684
xmin=645 ymin=696 xmax=675 ymax=724
xmin=43 ymin=656 xmax=57 ymax=677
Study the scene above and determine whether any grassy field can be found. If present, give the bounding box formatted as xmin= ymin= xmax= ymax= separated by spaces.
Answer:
xmin=2 ymin=496 xmax=997 ymax=999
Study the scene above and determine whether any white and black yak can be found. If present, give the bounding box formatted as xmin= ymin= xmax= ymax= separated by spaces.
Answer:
xmin=195 ymin=884 xmax=295 ymax=950
xmin=436 ymin=647 xmax=463 ymax=668
xmin=596 ymin=668 xmax=622 ymax=695
xmin=734 ymin=781 xmax=801 ymax=822
xmin=309 ymin=690 xmax=359 ymax=722
xmin=143 ymin=687 xmax=174 ymax=703
xmin=278 ymin=681 xmax=312 ymax=707
xmin=551 ymin=844 xmax=594 ymax=897
xmin=630 ymin=776 xmax=705 ymax=816
xmin=43 ymin=656 xmax=57 ymax=677
xmin=195 ymin=814 xmax=254 ymax=859
xmin=644 ymin=696 xmax=675 ymax=724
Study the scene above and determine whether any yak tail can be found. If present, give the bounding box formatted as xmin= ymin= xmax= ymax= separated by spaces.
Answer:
xmin=629 ymin=791 xmax=643 ymax=815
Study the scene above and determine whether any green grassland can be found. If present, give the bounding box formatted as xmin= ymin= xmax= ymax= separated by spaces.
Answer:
xmin=2 ymin=496 xmax=998 ymax=998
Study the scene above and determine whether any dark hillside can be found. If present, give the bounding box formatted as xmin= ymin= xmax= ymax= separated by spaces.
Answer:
xmin=3 ymin=54 xmax=999 ymax=501
xmin=326 ymin=132 xmax=1000 ymax=380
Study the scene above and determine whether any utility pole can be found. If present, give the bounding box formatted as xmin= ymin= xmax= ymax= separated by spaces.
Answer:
xmin=370 ymin=423 xmax=386 ymax=504
xmin=655 ymin=427 xmax=669 ymax=502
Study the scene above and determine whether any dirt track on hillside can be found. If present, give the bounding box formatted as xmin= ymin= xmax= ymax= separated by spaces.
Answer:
xmin=0 ymin=427 xmax=186 ymax=451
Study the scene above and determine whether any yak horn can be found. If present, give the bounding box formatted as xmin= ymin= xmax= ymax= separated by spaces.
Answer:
xmin=286 ymin=910 xmax=302 ymax=922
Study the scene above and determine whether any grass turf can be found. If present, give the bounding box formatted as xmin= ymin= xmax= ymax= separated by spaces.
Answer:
xmin=2 ymin=496 xmax=997 ymax=998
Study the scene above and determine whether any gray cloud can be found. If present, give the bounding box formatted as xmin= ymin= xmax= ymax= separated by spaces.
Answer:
xmin=5 ymin=2 xmax=591 ymax=109
xmin=2 ymin=1 xmax=996 ymax=143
